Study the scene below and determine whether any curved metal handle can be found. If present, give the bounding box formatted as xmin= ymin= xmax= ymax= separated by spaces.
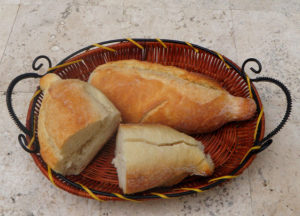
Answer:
xmin=241 ymin=58 xmax=262 ymax=74
xmin=6 ymin=55 xmax=51 ymax=135
xmin=6 ymin=73 xmax=42 ymax=135
xmin=251 ymin=77 xmax=292 ymax=146
xmin=240 ymin=58 xmax=291 ymax=152
xmin=6 ymin=55 xmax=52 ymax=153
xmin=32 ymin=55 xmax=52 ymax=71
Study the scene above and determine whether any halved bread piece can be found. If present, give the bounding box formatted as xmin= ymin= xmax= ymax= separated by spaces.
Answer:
xmin=38 ymin=73 xmax=121 ymax=175
xmin=113 ymin=124 xmax=214 ymax=194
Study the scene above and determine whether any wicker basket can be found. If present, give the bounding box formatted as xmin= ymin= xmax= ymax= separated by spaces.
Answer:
xmin=6 ymin=39 xmax=291 ymax=201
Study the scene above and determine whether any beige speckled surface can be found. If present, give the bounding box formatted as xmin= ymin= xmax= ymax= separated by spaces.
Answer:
xmin=1 ymin=0 xmax=299 ymax=215
xmin=0 ymin=4 xmax=19 ymax=61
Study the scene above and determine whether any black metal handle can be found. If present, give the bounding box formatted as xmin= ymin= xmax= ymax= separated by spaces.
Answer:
xmin=32 ymin=55 xmax=52 ymax=71
xmin=6 ymin=73 xmax=42 ymax=135
xmin=251 ymin=76 xmax=292 ymax=145
xmin=241 ymin=58 xmax=292 ymax=152
xmin=6 ymin=55 xmax=51 ymax=135
xmin=241 ymin=58 xmax=262 ymax=74
xmin=18 ymin=133 xmax=40 ymax=153
xmin=6 ymin=72 xmax=43 ymax=154
xmin=6 ymin=55 xmax=51 ymax=154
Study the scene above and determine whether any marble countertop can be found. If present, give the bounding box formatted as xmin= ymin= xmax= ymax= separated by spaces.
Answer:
xmin=1 ymin=0 xmax=299 ymax=215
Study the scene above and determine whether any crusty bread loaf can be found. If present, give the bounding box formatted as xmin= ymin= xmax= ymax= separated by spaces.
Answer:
xmin=88 ymin=60 xmax=256 ymax=134
xmin=112 ymin=124 xmax=214 ymax=194
xmin=38 ymin=74 xmax=121 ymax=175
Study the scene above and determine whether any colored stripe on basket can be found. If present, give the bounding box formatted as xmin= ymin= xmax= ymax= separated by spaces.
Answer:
xmin=27 ymin=116 xmax=36 ymax=149
xmin=112 ymin=193 xmax=139 ymax=202
xmin=151 ymin=192 xmax=170 ymax=199
xmin=185 ymin=41 xmax=199 ymax=53
xmin=77 ymin=183 xmax=104 ymax=202
xmin=47 ymin=59 xmax=83 ymax=72
xmin=155 ymin=38 xmax=167 ymax=48
xmin=240 ymin=146 xmax=261 ymax=164
xmin=93 ymin=43 xmax=116 ymax=52
xmin=208 ymin=175 xmax=237 ymax=183
xmin=246 ymin=75 xmax=253 ymax=99
xmin=214 ymin=51 xmax=231 ymax=69
xmin=253 ymin=106 xmax=264 ymax=139
xmin=27 ymin=89 xmax=41 ymax=149
xmin=30 ymin=89 xmax=42 ymax=103
xmin=126 ymin=38 xmax=144 ymax=49
xmin=180 ymin=187 xmax=203 ymax=193
xmin=47 ymin=165 xmax=57 ymax=187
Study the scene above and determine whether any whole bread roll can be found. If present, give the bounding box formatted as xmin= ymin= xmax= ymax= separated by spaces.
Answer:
xmin=38 ymin=73 xmax=121 ymax=175
xmin=112 ymin=124 xmax=214 ymax=194
xmin=89 ymin=60 xmax=256 ymax=134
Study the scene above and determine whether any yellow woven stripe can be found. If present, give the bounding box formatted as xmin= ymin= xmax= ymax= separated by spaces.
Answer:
xmin=30 ymin=89 xmax=42 ymax=103
xmin=215 ymin=51 xmax=230 ymax=69
xmin=112 ymin=193 xmax=139 ymax=202
xmin=155 ymin=38 xmax=167 ymax=48
xmin=27 ymin=116 xmax=36 ymax=149
xmin=254 ymin=106 xmax=264 ymax=139
xmin=180 ymin=187 xmax=203 ymax=193
xmin=151 ymin=192 xmax=170 ymax=199
xmin=47 ymin=165 xmax=57 ymax=187
xmin=246 ymin=75 xmax=253 ymax=99
xmin=47 ymin=59 xmax=83 ymax=71
xmin=27 ymin=89 xmax=41 ymax=149
xmin=126 ymin=38 xmax=144 ymax=49
xmin=240 ymin=146 xmax=261 ymax=164
xmin=77 ymin=183 xmax=104 ymax=202
xmin=185 ymin=41 xmax=199 ymax=53
xmin=93 ymin=43 xmax=116 ymax=52
xmin=208 ymin=175 xmax=237 ymax=183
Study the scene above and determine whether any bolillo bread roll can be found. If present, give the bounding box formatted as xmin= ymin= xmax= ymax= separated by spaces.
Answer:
xmin=89 ymin=60 xmax=256 ymax=134
xmin=38 ymin=73 xmax=121 ymax=175
xmin=112 ymin=124 xmax=214 ymax=194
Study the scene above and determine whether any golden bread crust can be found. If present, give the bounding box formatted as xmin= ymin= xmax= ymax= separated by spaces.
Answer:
xmin=38 ymin=75 xmax=121 ymax=175
xmin=89 ymin=60 xmax=256 ymax=134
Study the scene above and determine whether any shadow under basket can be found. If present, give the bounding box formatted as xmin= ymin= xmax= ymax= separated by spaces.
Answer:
xmin=6 ymin=39 xmax=292 ymax=201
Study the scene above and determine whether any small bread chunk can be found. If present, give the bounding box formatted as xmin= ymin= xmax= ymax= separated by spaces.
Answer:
xmin=112 ymin=124 xmax=214 ymax=194
xmin=38 ymin=74 xmax=121 ymax=175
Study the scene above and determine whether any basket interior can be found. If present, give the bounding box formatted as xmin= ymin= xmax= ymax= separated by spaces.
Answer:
xmin=28 ymin=41 xmax=264 ymax=200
